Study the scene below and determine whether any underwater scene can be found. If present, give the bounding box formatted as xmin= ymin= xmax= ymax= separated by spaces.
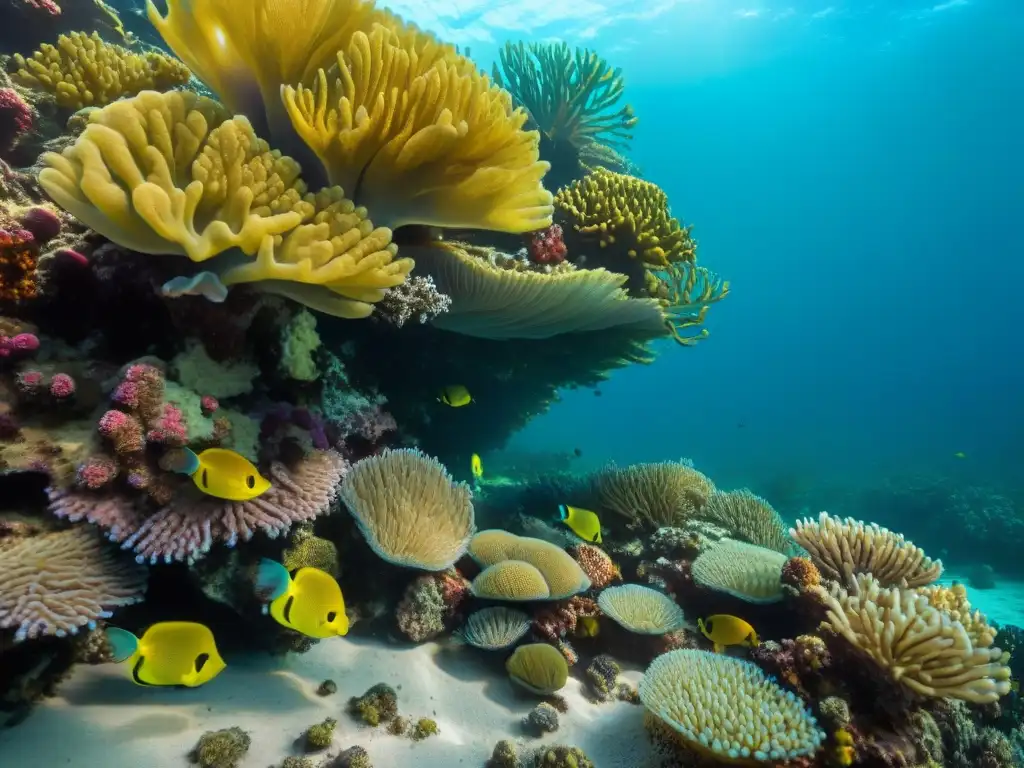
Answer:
xmin=0 ymin=0 xmax=1021 ymax=766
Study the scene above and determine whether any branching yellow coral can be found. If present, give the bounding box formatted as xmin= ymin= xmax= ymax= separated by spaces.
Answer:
xmin=492 ymin=41 xmax=637 ymax=150
xmin=12 ymin=31 xmax=191 ymax=110
xmin=814 ymin=574 xmax=1011 ymax=703
xmin=281 ymin=25 xmax=553 ymax=232
xmin=646 ymin=262 xmax=730 ymax=346
xmin=38 ymin=90 xmax=410 ymax=318
xmin=555 ymin=168 xmax=695 ymax=271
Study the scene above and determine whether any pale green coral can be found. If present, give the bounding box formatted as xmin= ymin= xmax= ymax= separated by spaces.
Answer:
xmin=219 ymin=408 xmax=260 ymax=461
xmin=163 ymin=381 xmax=216 ymax=442
xmin=172 ymin=340 xmax=258 ymax=399
xmin=280 ymin=309 xmax=321 ymax=381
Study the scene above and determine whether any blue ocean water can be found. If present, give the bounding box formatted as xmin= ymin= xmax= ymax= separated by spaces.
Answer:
xmin=464 ymin=0 xmax=1024 ymax=504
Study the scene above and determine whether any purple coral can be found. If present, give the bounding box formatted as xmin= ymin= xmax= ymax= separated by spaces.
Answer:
xmin=0 ymin=88 xmax=32 ymax=159
xmin=17 ymin=207 xmax=61 ymax=244
xmin=48 ymin=451 xmax=349 ymax=564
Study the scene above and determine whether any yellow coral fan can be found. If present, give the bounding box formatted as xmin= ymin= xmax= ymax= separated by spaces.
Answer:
xmin=700 ymin=490 xmax=794 ymax=554
xmin=639 ymin=649 xmax=825 ymax=763
xmin=593 ymin=461 xmax=714 ymax=530
xmin=406 ymin=242 xmax=667 ymax=340
xmin=791 ymin=512 xmax=943 ymax=590
xmin=281 ymin=24 xmax=553 ymax=232
xmin=646 ymin=262 xmax=730 ymax=346
xmin=691 ymin=539 xmax=788 ymax=604
xmin=492 ymin=41 xmax=637 ymax=151
xmin=506 ymin=643 xmax=569 ymax=695
xmin=38 ymin=90 xmax=410 ymax=318
xmin=815 ymin=574 xmax=1011 ymax=703
xmin=916 ymin=581 xmax=995 ymax=647
xmin=597 ymin=584 xmax=686 ymax=635
xmin=555 ymin=168 xmax=695 ymax=270
xmin=0 ymin=528 xmax=147 ymax=642
xmin=471 ymin=560 xmax=551 ymax=601
xmin=339 ymin=448 xmax=475 ymax=571
xmin=468 ymin=530 xmax=590 ymax=600
xmin=12 ymin=31 xmax=191 ymax=110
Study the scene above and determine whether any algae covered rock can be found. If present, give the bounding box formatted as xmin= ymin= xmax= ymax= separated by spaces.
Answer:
xmin=411 ymin=717 xmax=439 ymax=741
xmin=189 ymin=727 xmax=251 ymax=768
xmin=534 ymin=745 xmax=594 ymax=767
xmin=347 ymin=683 xmax=398 ymax=726
xmin=303 ymin=716 xmax=337 ymax=751
xmin=326 ymin=745 xmax=373 ymax=768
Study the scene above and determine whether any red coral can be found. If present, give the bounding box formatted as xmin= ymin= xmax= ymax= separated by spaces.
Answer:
xmin=76 ymin=456 xmax=118 ymax=490
xmin=98 ymin=409 xmax=144 ymax=454
xmin=24 ymin=0 xmax=62 ymax=15
xmin=146 ymin=403 xmax=187 ymax=446
xmin=572 ymin=543 xmax=621 ymax=589
xmin=526 ymin=224 xmax=567 ymax=265
xmin=17 ymin=207 xmax=61 ymax=244
xmin=15 ymin=369 xmax=44 ymax=396
xmin=200 ymin=395 xmax=219 ymax=416
xmin=533 ymin=596 xmax=599 ymax=645
xmin=0 ymin=88 xmax=32 ymax=158
xmin=48 ymin=372 xmax=75 ymax=399
xmin=0 ymin=228 xmax=39 ymax=301
xmin=0 ymin=332 xmax=39 ymax=358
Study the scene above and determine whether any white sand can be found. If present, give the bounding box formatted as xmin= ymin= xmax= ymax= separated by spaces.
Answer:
xmin=0 ymin=635 xmax=655 ymax=768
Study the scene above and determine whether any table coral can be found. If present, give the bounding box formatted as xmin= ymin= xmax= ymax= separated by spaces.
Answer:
xmin=12 ymin=31 xmax=191 ymax=110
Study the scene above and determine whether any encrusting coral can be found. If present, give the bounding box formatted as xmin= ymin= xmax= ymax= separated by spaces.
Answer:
xmin=12 ymin=31 xmax=192 ymax=110
xmin=340 ymin=448 xmax=475 ymax=571
xmin=0 ymin=527 xmax=147 ymax=642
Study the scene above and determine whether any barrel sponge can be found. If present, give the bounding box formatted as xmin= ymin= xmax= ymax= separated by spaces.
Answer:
xmin=597 ymin=584 xmax=686 ymax=635
xmin=470 ymin=561 xmax=551 ymax=601
xmin=691 ymin=539 xmax=787 ymax=604
xmin=406 ymin=242 xmax=667 ymax=340
xmin=0 ymin=528 xmax=147 ymax=642
xmin=12 ymin=31 xmax=191 ymax=110
xmin=339 ymin=448 xmax=475 ymax=571
xmin=701 ymin=490 xmax=793 ymax=555
xmin=458 ymin=607 xmax=532 ymax=650
xmin=554 ymin=168 xmax=695 ymax=269
xmin=814 ymin=574 xmax=1011 ymax=703
xmin=506 ymin=643 xmax=569 ymax=695
xmin=639 ymin=649 xmax=825 ymax=763
xmin=468 ymin=530 xmax=590 ymax=600
xmin=791 ymin=511 xmax=943 ymax=590
xmin=281 ymin=23 xmax=553 ymax=233
xmin=37 ymin=90 xmax=408 ymax=319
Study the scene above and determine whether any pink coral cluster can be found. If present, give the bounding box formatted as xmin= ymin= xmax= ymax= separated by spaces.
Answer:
xmin=48 ymin=450 xmax=348 ymax=564
xmin=0 ymin=331 xmax=38 ymax=358
xmin=0 ymin=88 xmax=32 ymax=159
xmin=526 ymin=224 xmax=567 ymax=265
xmin=146 ymin=403 xmax=187 ymax=446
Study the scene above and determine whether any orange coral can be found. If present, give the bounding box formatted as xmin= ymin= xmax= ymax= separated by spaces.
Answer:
xmin=572 ymin=543 xmax=620 ymax=589
xmin=0 ymin=229 xmax=38 ymax=301
xmin=781 ymin=556 xmax=821 ymax=591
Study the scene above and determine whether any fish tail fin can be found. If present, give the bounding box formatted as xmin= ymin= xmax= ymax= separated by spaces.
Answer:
xmin=558 ymin=504 xmax=569 ymax=521
xmin=173 ymin=447 xmax=200 ymax=476
xmin=105 ymin=627 xmax=139 ymax=663
xmin=255 ymin=558 xmax=291 ymax=603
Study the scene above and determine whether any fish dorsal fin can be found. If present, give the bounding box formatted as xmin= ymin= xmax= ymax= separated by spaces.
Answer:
xmin=255 ymin=558 xmax=292 ymax=602
xmin=105 ymin=627 xmax=140 ymax=663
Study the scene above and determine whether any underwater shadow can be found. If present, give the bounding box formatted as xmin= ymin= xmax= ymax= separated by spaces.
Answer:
xmin=427 ymin=643 xmax=525 ymax=710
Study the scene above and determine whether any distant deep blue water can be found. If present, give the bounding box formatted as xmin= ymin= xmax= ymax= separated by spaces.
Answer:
xmin=480 ymin=0 xmax=1024 ymax=499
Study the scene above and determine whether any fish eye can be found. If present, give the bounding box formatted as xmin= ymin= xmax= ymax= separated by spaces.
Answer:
xmin=194 ymin=653 xmax=210 ymax=673
xmin=326 ymin=611 xmax=337 ymax=623
xmin=246 ymin=475 xmax=255 ymax=489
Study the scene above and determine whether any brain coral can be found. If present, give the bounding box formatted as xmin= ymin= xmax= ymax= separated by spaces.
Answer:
xmin=470 ymin=560 xmax=551 ymax=601
xmin=468 ymin=530 xmax=590 ymax=600
xmin=340 ymin=448 xmax=475 ymax=571
xmin=639 ymin=649 xmax=825 ymax=763
xmin=597 ymin=584 xmax=687 ymax=635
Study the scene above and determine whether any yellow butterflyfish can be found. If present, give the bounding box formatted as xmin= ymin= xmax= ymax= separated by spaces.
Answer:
xmin=105 ymin=621 xmax=226 ymax=687
xmin=558 ymin=504 xmax=603 ymax=544
xmin=471 ymin=453 xmax=483 ymax=481
xmin=697 ymin=615 xmax=759 ymax=653
xmin=439 ymin=385 xmax=473 ymax=407
xmin=172 ymin=447 xmax=270 ymax=501
xmin=255 ymin=559 xmax=349 ymax=639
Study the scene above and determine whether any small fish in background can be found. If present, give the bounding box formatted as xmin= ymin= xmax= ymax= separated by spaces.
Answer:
xmin=558 ymin=504 xmax=603 ymax=544
xmin=697 ymin=614 xmax=759 ymax=653
xmin=954 ymin=451 xmax=966 ymax=459
xmin=105 ymin=621 xmax=226 ymax=687
xmin=438 ymin=385 xmax=473 ymax=407
xmin=471 ymin=452 xmax=483 ymax=488
xmin=573 ymin=447 xmax=582 ymax=458
xmin=168 ymin=446 xmax=270 ymax=502
xmin=256 ymin=559 xmax=349 ymax=639
xmin=593 ymin=389 xmax=602 ymax=397
xmin=575 ymin=615 xmax=600 ymax=638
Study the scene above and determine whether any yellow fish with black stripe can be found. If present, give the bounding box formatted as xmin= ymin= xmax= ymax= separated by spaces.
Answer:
xmin=438 ymin=385 xmax=473 ymax=407
xmin=105 ymin=621 xmax=226 ymax=687
xmin=698 ymin=614 xmax=759 ymax=653
xmin=170 ymin=446 xmax=271 ymax=502
xmin=255 ymin=558 xmax=349 ymax=639
xmin=558 ymin=504 xmax=602 ymax=543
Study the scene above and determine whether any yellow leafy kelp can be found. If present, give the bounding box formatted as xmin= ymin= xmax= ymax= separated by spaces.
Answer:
xmin=12 ymin=31 xmax=191 ymax=110
xmin=148 ymin=0 xmax=552 ymax=232
xmin=37 ymin=90 xmax=412 ymax=318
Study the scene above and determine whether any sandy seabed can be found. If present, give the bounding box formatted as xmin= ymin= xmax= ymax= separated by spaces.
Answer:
xmin=0 ymin=634 xmax=656 ymax=768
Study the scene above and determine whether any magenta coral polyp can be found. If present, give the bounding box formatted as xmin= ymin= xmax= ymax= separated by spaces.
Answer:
xmin=49 ymin=372 xmax=76 ymax=399
xmin=17 ymin=207 xmax=61 ymax=244
xmin=0 ymin=88 xmax=32 ymax=157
